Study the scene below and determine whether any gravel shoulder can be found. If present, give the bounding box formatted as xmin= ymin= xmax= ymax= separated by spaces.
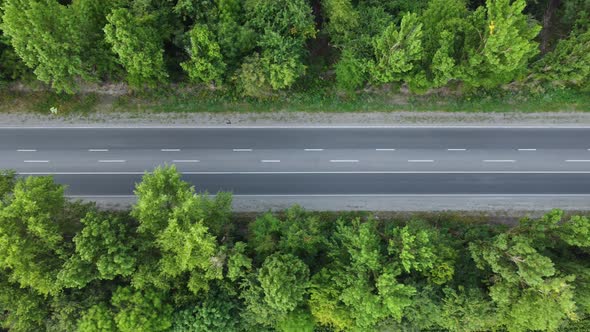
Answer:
xmin=75 ymin=195 xmax=590 ymax=218
xmin=4 ymin=110 xmax=590 ymax=127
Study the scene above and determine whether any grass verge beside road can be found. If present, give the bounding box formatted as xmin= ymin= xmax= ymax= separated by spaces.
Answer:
xmin=1 ymin=87 xmax=589 ymax=116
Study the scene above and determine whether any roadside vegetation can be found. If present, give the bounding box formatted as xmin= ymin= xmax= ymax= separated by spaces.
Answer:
xmin=1 ymin=167 xmax=589 ymax=331
xmin=0 ymin=0 xmax=589 ymax=113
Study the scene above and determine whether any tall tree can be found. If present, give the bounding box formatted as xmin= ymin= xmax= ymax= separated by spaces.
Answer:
xmin=1 ymin=0 xmax=118 ymax=92
xmin=181 ymin=24 xmax=226 ymax=85
xmin=130 ymin=166 xmax=224 ymax=293
xmin=237 ymin=0 xmax=316 ymax=97
xmin=0 ymin=176 xmax=70 ymax=295
xmin=463 ymin=0 xmax=541 ymax=88
xmin=105 ymin=7 xmax=168 ymax=89
xmin=241 ymin=253 xmax=310 ymax=328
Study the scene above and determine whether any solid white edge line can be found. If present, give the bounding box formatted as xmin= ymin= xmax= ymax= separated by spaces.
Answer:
xmin=518 ymin=149 xmax=537 ymax=151
xmin=88 ymin=149 xmax=109 ymax=152
xmin=483 ymin=160 xmax=516 ymax=163
xmin=304 ymin=149 xmax=324 ymax=151
xmin=330 ymin=160 xmax=359 ymax=163
xmin=19 ymin=171 xmax=590 ymax=175
xmin=408 ymin=160 xmax=434 ymax=163
xmin=447 ymin=149 xmax=466 ymax=151
xmin=66 ymin=194 xmax=590 ymax=198
xmin=261 ymin=160 xmax=281 ymax=163
xmin=98 ymin=160 xmax=126 ymax=163
xmin=6 ymin=125 xmax=590 ymax=129
xmin=23 ymin=160 xmax=48 ymax=163
xmin=376 ymin=149 xmax=396 ymax=151
xmin=172 ymin=160 xmax=200 ymax=163
xmin=17 ymin=149 xmax=37 ymax=152
xmin=233 ymin=149 xmax=253 ymax=152
xmin=566 ymin=160 xmax=590 ymax=162
xmin=161 ymin=149 xmax=181 ymax=152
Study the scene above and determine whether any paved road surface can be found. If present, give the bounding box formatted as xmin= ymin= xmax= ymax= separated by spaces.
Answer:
xmin=2 ymin=127 xmax=590 ymax=196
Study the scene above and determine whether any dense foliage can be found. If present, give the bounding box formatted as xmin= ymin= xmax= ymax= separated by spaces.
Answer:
xmin=0 ymin=0 xmax=588 ymax=96
xmin=1 ymin=166 xmax=589 ymax=331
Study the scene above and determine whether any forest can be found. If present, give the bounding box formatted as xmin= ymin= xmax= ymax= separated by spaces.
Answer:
xmin=1 ymin=167 xmax=589 ymax=331
xmin=0 ymin=0 xmax=588 ymax=99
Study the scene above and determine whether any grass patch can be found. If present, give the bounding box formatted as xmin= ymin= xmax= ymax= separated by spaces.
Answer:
xmin=115 ymin=88 xmax=590 ymax=113
xmin=0 ymin=90 xmax=100 ymax=115
xmin=1 ymin=86 xmax=589 ymax=115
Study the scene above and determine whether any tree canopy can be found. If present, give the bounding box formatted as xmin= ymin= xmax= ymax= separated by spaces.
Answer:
xmin=1 ymin=167 xmax=590 ymax=330
xmin=0 ymin=0 xmax=587 ymax=96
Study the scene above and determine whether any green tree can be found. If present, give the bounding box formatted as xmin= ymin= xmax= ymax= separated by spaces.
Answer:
xmin=238 ymin=0 xmax=315 ymax=97
xmin=181 ymin=24 xmax=226 ymax=85
xmin=532 ymin=27 xmax=590 ymax=90
xmin=334 ymin=48 xmax=367 ymax=92
xmin=469 ymin=212 xmax=579 ymax=331
xmin=1 ymin=0 xmax=87 ymax=93
xmin=309 ymin=219 xmax=416 ymax=331
xmin=104 ymin=8 xmax=168 ymax=88
xmin=241 ymin=253 xmax=310 ymax=327
xmin=0 ymin=274 xmax=48 ymax=332
xmin=171 ymin=291 xmax=243 ymax=332
xmin=388 ymin=220 xmax=457 ymax=285
xmin=111 ymin=286 xmax=173 ymax=332
xmin=0 ymin=176 xmax=70 ymax=295
xmin=371 ymin=13 xmax=424 ymax=86
xmin=463 ymin=0 xmax=541 ymax=88
xmin=77 ymin=303 xmax=117 ymax=332
xmin=60 ymin=211 xmax=137 ymax=288
xmin=1 ymin=0 xmax=118 ymax=92
xmin=131 ymin=166 xmax=224 ymax=293
xmin=0 ymin=169 xmax=15 ymax=199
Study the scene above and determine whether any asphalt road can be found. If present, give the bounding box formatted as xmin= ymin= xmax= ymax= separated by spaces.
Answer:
xmin=2 ymin=127 xmax=590 ymax=196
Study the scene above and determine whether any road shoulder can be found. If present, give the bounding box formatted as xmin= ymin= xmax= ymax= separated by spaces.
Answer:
xmin=4 ymin=111 xmax=590 ymax=127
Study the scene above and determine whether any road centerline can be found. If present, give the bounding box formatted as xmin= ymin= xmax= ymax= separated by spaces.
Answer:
xmin=304 ymin=149 xmax=324 ymax=151
xmin=17 ymin=149 xmax=37 ymax=152
xmin=484 ymin=160 xmax=516 ymax=163
xmin=172 ymin=160 xmax=200 ymax=163
xmin=23 ymin=160 xmax=48 ymax=163
xmin=233 ymin=148 xmax=253 ymax=152
xmin=161 ymin=149 xmax=181 ymax=152
xmin=98 ymin=160 xmax=126 ymax=163
xmin=88 ymin=149 xmax=109 ymax=152
xmin=518 ymin=148 xmax=537 ymax=151
xmin=408 ymin=160 xmax=434 ymax=163
xmin=330 ymin=160 xmax=359 ymax=163
xmin=261 ymin=160 xmax=281 ymax=163
xmin=566 ymin=160 xmax=590 ymax=162
xmin=447 ymin=149 xmax=466 ymax=151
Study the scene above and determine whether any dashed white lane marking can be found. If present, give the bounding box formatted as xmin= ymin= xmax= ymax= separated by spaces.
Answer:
xmin=484 ymin=160 xmax=516 ymax=163
xmin=261 ymin=160 xmax=281 ymax=163
xmin=408 ymin=160 xmax=434 ymax=163
xmin=172 ymin=160 xmax=200 ymax=163
xmin=330 ymin=160 xmax=359 ymax=163
xmin=98 ymin=160 xmax=126 ymax=163
xmin=88 ymin=149 xmax=109 ymax=152
xmin=17 ymin=149 xmax=37 ymax=152
xmin=233 ymin=149 xmax=253 ymax=152
xmin=518 ymin=149 xmax=537 ymax=151
xmin=304 ymin=149 xmax=324 ymax=151
xmin=161 ymin=149 xmax=181 ymax=152
xmin=447 ymin=149 xmax=466 ymax=151
xmin=566 ymin=160 xmax=590 ymax=162
xmin=376 ymin=148 xmax=396 ymax=151
xmin=23 ymin=160 xmax=48 ymax=163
